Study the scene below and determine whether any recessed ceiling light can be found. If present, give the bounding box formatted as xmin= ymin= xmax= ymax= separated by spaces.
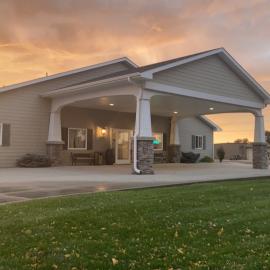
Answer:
xmin=209 ymin=107 xmax=214 ymax=111
xmin=109 ymin=103 xmax=114 ymax=106
xmin=173 ymin=111 xmax=178 ymax=114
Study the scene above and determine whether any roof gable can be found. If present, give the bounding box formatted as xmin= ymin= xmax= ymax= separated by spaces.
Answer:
xmin=140 ymin=48 xmax=270 ymax=103
xmin=153 ymin=54 xmax=264 ymax=104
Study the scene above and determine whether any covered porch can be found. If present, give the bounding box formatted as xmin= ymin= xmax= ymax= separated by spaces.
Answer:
xmin=42 ymin=48 xmax=270 ymax=174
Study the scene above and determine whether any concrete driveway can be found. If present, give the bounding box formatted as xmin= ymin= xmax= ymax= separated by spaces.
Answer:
xmin=0 ymin=161 xmax=270 ymax=204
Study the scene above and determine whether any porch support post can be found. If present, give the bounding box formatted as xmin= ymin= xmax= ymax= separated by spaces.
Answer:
xmin=253 ymin=110 xmax=268 ymax=169
xmin=133 ymin=93 xmax=154 ymax=175
xmin=47 ymin=109 xmax=64 ymax=166
xmin=168 ymin=115 xmax=181 ymax=163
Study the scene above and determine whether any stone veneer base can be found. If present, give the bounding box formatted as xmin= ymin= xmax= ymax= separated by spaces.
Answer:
xmin=253 ymin=142 xmax=269 ymax=169
xmin=167 ymin=144 xmax=181 ymax=163
xmin=46 ymin=141 xmax=64 ymax=166
xmin=131 ymin=137 xmax=154 ymax=175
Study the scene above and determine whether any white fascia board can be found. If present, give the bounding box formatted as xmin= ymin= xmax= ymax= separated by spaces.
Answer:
xmin=198 ymin=115 xmax=222 ymax=132
xmin=145 ymin=81 xmax=265 ymax=109
xmin=41 ymin=73 xmax=140 ymax=97
xmin=140 ymin=48 xmax=223 ymax=78
xmin=0 ymin=57 xmax=137 ymax=94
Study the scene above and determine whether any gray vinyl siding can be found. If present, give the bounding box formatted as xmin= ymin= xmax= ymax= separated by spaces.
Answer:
xmin=178 ymin=117 xmax=214 ymax=158
xmin=0 ymin=62 xmax=131 ymax=167
xmin=61 ymin=106 xmax=170 ymax=165
xmin=154 ymin=55 xmax=263 ymax=103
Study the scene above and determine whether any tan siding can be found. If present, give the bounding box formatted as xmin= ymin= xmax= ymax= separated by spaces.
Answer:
xmin=154 ymin=55 xmax=263 ymax=103
xmin=0 ymin=62 xmax=130 ymax=167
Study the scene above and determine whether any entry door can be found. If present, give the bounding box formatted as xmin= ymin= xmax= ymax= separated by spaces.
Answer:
xmin=115 ymin=129 xmax=132 ymax=164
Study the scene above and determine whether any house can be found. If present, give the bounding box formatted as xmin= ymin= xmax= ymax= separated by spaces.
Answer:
xmin=215 ymin=143 xmax=270 ymax=161
xmin=0 ymin=48 xmax=269 ymax=173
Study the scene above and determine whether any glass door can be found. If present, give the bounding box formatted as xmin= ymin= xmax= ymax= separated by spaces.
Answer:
xmin=115 ymin=129 xmax=132 ymax=164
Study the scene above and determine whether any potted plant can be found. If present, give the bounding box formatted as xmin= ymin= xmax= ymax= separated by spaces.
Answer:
xmin=216 ymin=147 xmax=225 ymax=163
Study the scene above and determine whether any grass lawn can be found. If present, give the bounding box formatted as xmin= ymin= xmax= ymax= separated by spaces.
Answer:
xmin=1 ymin=179 xmax=270 ymax=269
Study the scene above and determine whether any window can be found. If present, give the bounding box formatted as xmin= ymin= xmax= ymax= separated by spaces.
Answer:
xmin=192 ymin=135 xmax=206 ymax=150
xmin=0 ymin=123 xmax=2 ymax=146
xmin=68 ymin=128 xmax=87 ymax=150
xmin=153 ymin=132 xmax=163 ymax=151
xmin=195 ymin=135 xmax=203 ymax=149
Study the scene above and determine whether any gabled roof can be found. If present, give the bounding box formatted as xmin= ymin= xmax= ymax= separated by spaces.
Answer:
xmin=0 ymin=57 xmax=137 ymax=94
xmin=1 ymin=48 xmax=270 ymax=104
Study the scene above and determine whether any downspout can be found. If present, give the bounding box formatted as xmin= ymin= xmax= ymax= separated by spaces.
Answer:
xmin=128 ymin=77 xmax=141 ymax=174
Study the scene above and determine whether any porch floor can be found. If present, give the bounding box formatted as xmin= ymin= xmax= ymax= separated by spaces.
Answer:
xmin=0 ymin=161 xmax=270 ymax=204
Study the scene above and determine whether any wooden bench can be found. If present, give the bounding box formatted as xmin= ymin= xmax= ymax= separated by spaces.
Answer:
xmin=71 ymin=152 xmax=95 ymax=166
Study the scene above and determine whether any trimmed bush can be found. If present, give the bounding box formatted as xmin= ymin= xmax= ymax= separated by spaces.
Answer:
xmin=216 ymin=147 xmax=225 ymax=163
xmin=17 ymin=154 xmax=51 ymax=168
xmin=200 ymin=156 xmax=214 ymax=163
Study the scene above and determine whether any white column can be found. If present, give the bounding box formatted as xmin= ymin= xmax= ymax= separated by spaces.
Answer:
xmin=254 ymin=114 xmax=265 ymax=143
xmin=169 ymin=115 xmax=180 ymax=145
xmin=48 ymin=110 xmax=62 ymax=142
xmin=135 ymin=96 xmax=152 ymax=137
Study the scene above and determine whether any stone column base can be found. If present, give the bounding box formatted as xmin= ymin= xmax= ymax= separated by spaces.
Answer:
xmin=167 ymin=144 xmax=181 ymax=163
xmin=253 ymin=143 xmax=269 ymax=169
xmin=46 ymin=141 xmax=64 ymax=166
xmin=132 ymin=137 xmax=154 ymax=175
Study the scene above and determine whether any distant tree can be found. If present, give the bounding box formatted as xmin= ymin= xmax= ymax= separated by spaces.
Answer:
xmin=265 ymin=131 xmax=270 ymax=144
xmin=216 ymin=147 xmax=225 ymax=163
xmin=234 ymin=138 xmax=249 ymax=143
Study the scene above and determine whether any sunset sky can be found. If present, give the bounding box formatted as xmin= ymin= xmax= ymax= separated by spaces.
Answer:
xmin=0 ymin=0 xmax=269 ymax=143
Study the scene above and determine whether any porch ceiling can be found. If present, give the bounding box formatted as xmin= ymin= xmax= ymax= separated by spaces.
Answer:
xmin=71 ymin=94 xmax=248 ymax=117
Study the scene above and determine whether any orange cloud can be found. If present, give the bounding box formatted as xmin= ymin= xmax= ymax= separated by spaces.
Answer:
xmin=0 ymin=0 xmax=270 ymax=142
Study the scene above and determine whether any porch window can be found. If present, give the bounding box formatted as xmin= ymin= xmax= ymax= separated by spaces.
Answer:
xmin=153 ymin=132 xmax=163 ymax=151
xmin=195 ymin=135 xmax=203 ymax=149
xmin=68 ymin=128 xmax=87 ymax=150
xmin=192 ymin=135 xmax=206 ymax=150
xmin=0 ymin=123 xmax=2 ymax=146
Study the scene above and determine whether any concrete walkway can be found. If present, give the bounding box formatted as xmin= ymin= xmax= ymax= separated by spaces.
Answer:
xmin=0 ymin=161 xmax=270 ymax=204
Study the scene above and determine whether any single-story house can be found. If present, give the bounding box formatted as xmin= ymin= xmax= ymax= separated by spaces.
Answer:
xmin=0 ymin=48 xmax=269 ymax=173
xmin=215 ymin=143 xmax=270 ymax=161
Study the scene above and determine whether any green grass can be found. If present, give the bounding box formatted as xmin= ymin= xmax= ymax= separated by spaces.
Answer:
xmin=1 ymin=179 xmax=270 ymax=270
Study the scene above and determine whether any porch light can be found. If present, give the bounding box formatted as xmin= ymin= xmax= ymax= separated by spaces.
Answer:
xmin=101 ymin=128 xmax=106 ymax=135
xmin=209 ymin=107 xmax=214 ymax=111
xmin=109 ymin=103 xmax=114 ymax=106
xmin=96 ymin=126 xmax=107 ymax=138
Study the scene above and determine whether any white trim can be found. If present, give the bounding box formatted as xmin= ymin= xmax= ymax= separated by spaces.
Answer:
xmin=67 ymin=128 xmax=87 ymax=150
xmin=0 ymin=57 xmax=137 ymax=94
xmin=198 ymin=116 xmax=222 ymax=132
xmin=141 ymin=48 xmax=223 ymax=76
xmin=41 ymin=73 xmax=140 ymax=97
xmin=145 ymin=81 xmax=265 ymax=109
xmin=0 ymin=123 xmax=3 ymax=146
xmin=141 ymin=48 xmax=270 ymax=103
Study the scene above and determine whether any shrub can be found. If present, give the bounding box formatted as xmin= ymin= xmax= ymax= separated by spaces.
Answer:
xmin=200 ymin=156 xmax=214 ymax=163
xmin=181 ymin=152 xmax=200 ymax=163
xmin=216 ymin=147 xmax=225 ymax=163
xmin=17 ymin=154 xmax=51 ymax=168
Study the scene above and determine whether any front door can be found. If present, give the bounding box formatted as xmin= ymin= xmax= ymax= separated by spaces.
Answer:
xmin=115 ymin=129 xmax=132 ymax=164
